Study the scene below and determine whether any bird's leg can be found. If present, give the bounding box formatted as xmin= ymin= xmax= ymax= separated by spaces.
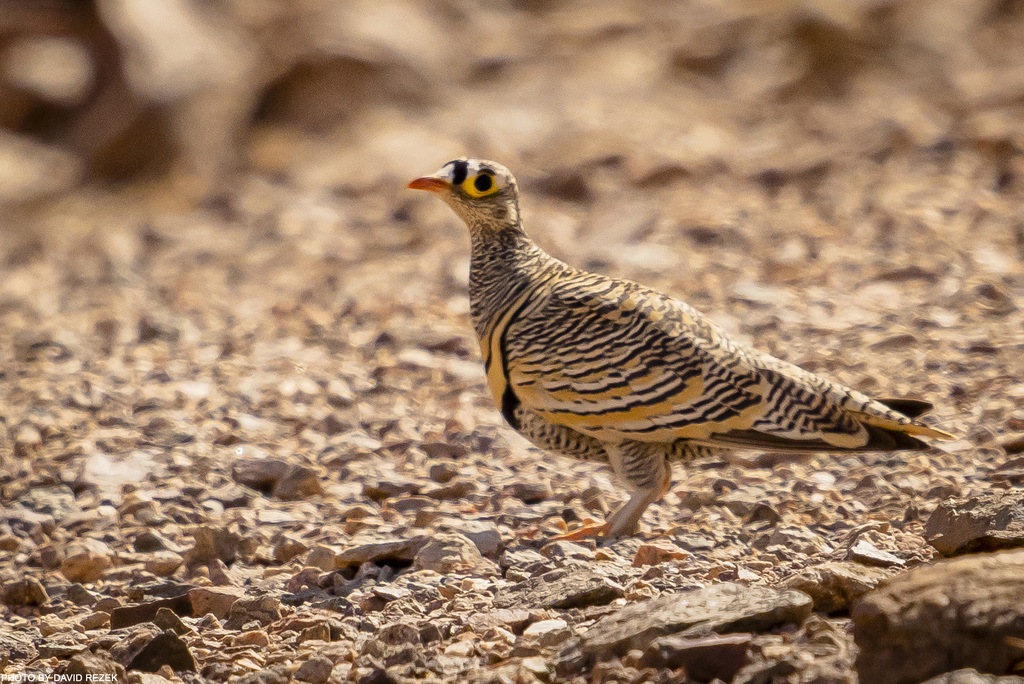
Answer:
xmin=554 ymin=441 xmax=671 ymax=541
xmin=603 ymin=441 xmax=672 ymax=537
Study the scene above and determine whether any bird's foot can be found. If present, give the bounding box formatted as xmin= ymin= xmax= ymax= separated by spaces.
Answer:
xmin=548 ymin=518 xmax=610 ymax=542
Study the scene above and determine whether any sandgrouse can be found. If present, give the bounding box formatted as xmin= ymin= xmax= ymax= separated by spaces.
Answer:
xmin=409 ymin=158 xmax=953 ymax=539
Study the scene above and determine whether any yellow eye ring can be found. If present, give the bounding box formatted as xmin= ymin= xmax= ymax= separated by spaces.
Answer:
xmin=462 ymin=173 xmax=498 ymax=198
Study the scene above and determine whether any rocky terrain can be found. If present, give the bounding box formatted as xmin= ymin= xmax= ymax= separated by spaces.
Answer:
xmin=2 ymin=1 xmax=1024 ymax=682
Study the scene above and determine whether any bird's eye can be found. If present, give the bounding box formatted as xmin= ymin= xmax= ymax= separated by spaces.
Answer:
xmin=462 ymin=172 xmax=498 ymax=198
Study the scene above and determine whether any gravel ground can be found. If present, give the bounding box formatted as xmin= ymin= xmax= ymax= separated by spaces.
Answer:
xmin=2 ymin=1 xmax=1024 ymax=683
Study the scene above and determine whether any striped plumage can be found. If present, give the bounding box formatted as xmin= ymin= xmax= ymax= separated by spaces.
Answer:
xmin=409 ymin=158 xmax=954 ymax=538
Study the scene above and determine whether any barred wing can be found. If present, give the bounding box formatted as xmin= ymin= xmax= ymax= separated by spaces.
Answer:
xmin=504 ymin=276 xmax=948 ymax=450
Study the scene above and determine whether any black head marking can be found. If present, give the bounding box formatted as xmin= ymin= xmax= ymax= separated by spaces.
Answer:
xmin=450 ymin=160 xmax=468 ymax=185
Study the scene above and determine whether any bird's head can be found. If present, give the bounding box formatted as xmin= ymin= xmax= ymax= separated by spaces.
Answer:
xmin=408 ymin=158 xmax=520 ymax=231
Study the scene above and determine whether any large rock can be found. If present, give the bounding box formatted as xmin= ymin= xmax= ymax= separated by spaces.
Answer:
xmin=556 ymin=582 xmax=812 ymax=675
xmin=853 ymin=549 xmax=1024 ymax=684
xmin=925 ymin=493 xmax=1024 ymax=556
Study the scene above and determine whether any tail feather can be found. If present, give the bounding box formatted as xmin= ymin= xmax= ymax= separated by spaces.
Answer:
xmin=861 ymin=423 xmax=932 ymax=451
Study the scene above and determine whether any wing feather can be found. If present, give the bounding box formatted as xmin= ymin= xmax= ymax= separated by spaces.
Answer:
xmin=504 ymin=275 xmax=950 ymax=450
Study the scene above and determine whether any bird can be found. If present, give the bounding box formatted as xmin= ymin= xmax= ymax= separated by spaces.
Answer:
xmin=408 ymin=158 xmax=954 ymax=539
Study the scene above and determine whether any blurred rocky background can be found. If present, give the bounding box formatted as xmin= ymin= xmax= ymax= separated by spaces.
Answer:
xmin=2 ymin=1 xmax=1024 ymax=682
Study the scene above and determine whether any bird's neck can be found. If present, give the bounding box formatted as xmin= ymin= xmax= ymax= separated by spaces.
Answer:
xmin=467 ymin=224 xmax=553 ymax=339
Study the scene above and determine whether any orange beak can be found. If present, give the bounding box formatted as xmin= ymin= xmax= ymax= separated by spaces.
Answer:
xmin=407 ymin=176 xmax=450 ymax=193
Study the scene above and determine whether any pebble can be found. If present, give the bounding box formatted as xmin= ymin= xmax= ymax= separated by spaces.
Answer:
xmin=507 ymin=481 xmax=553 ymax=504
xmin=273 ymin=465 xmax=325 ymax=500
xmin=523 ymin=618 xmax=568 ymax=637
xmin=2 ymin=577 xmax=48 ymax=607
xmin=225 ymin=595 xmax=282 ymax=629
xmin=145 ymin=551 xmax=184 ymax=576
xmin=413 ymin=533 xmax=496 ymax=575
xmin=847 ymin=539 xmax=906 ymax=568
xmin=294 ymin=655 xmax=335 ymax=684
xmin=273 ymin=535 xmax=309 ymax=563
xmin=231 ymin=457 xmax=291 ymax=491
xmin=305 ymin=545 xmax=338 ymax=571
xmin=633 ymin=542 xmax=691 ymax=567
xmin=188 ymin=586 xmax=245 ymax=619
xmin=61 ymin=538 xmax=113 ymax=582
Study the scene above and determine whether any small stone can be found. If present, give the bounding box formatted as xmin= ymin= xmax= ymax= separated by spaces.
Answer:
xmin=145 ymin=551 xmax=184 ymax=577
xmin=134 ymin=530 xmax=182 ymax=553
xmin=153 ymin=607 xmax=193 ymax=635
xmin=13 ymin=424 xmax=43 ymax=458
xmin=273 ymin=535 xmax=309 ymax=563
xmin=507 ymin=481 xmax=552 ymax=504
xmin=63 ymin=653 xmax=126 ymax=680
xmin=633 ymin=542 xmax=691 ymax=567
xmin=761 ymin=525 xmax=834 ymax=556
xmin=444 ymin=640 xmax=475 ymax=657
xmin=0 ymin=534 xmax=22 ymax=552
xmin=225 ymin=595 xmax=282 ymax=629
xmin=184 ymin=525 xmax=246 ymax=566
xmin=298 ymin=622 xmax=331 ymax=644
xmin=847 ymin=539 xmax=906 ymax=568
xmin=413 ymin=533 xmax=494 ymax=574
xmin=540 ymin=540 xmax=595 ymax=560
xmin=208 ymin=558 xmax=236 ymax=587
xmin=126 ymin=630 xmax=197 ymax=672
xmin=231 ymin=457 xmax=290 ymax=492
xmin=233 ymin=630 xmax=270 ymax=647
xmin=389 ymin=496 xmax=436 ymax=514
xmin=294 ymin=656 xmax=334 ymax=684
xmin=2 ymin=577 xmax=48 ymax=606
xmin=66 ymin=584 xmax=98 ymax=606
xmin=376 ymin=621 xmax=421 ymax=646
xmin=521 ymin=656 xmax=549 ymax=676
xmin=364 ymin=476 xmax=422 ymax=501
xmin=78 ymin=611 xmax=110 ymax=631
xmin=335 ymin=537 xmax=429 ymax=569
xmin=305 ymin=545 xmax=338 ymax=571
xmin=273 ymin=465 xmax=325 ymax=500
xmin=428 ymin=461 xmax=459 ymax=483
xmin=95 ymin=597 xmax=122 ymax=613
xmin=61 ymin=538 xmax=112 ymax=582
xmin=342 ymin=504 xmax=377 ymax=521
xmin=188 ymin=586 xmax=244 ymax=620
xmin=524 ymin=618 xmax=568 ymax=637
xmin=438 ymin=519 xmax=505 ymax=559
xmin=423 ymin=478 xmax=477 ymax=500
